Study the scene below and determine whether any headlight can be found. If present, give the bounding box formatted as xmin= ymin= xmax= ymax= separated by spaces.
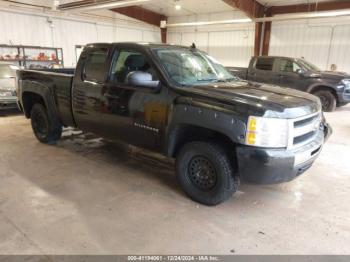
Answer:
xmin=245 ymin=116 xmax=289 ymax=148
xmin=0 ymin=91 xmax=12 ymax=97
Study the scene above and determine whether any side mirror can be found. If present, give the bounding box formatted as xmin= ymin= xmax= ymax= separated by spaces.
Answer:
xmin=296 ymin=69 xmax=305 ymax=76
xmin=126 ymin=71 xmax=160 ymax=91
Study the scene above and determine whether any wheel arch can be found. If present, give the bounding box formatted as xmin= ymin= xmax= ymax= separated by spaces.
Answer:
xmin=166 ymin=124 xmax=238 ymax=158
xmin=21 ymin=81 xmax=61 ymax=125
xmin=308 ymin=85 xmax=338 ymax=102
xmin=166 ymin=104 xmax=247 ymax=158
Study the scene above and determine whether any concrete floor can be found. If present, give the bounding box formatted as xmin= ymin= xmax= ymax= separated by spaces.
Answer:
xmin=0 ymin=106 xmax=349 ymax=255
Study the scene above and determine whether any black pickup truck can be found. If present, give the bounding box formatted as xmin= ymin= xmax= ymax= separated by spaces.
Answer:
xmin=228 ymin=56 xmax=350 ymax=112
xmin=17 ymin=43 xmax=331 ymax=205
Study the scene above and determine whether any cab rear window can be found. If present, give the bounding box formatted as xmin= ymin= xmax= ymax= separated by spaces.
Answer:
xmin=84 ymin=48 xmax=109 ymax=82
xmin=255 ymin=58 xmax=275 ymax=71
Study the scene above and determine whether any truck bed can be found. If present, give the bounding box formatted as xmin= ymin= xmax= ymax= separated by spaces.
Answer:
xmin=36 ymin=68 xmax=75 ymax=75
xmin=17 ymin=69 xmax=75 ymax=127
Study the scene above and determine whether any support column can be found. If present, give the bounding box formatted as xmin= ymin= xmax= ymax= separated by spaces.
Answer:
xmin=254 ymin=22 xmax=262 ymax=56
xmin=161 ymin=28 xmax=167 ymax=44
xmin=262 ymin=21 xmax=271 ymax=56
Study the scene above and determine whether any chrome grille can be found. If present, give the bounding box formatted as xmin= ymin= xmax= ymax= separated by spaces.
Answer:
xmin=287 ymin=111 xmax=322 ymax=149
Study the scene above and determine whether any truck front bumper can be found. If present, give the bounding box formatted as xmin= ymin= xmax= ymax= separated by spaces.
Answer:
xmin=337 ymin=89 xmax=350 ymax=103
xmin=236 ymin=123 xmax=332 ymax=184
xmin=0 ymin=97 xmax=18 ymax=110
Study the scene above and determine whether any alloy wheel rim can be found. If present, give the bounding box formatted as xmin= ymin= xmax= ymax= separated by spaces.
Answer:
xmin=188 ymin=156 xmax=217 ymax=191
xmin=319 ymin=95 xmax=330 ymax=110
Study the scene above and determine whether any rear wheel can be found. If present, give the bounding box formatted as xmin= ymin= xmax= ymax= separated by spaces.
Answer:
xmin=31 ymin=103 xmax=62 ymax=144
xmin=176 ymin=141 xmax=237 ymax=206
xmin=313 ymin=90 xmax=337 ymax=112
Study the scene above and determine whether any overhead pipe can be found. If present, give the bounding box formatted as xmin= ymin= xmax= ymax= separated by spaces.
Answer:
xmin=255 ymin=9 xmax=350 ymax=22
xmin=165 ymin=9 xmax=350 ymax=28
xmin=58 ymin=0 xmax=151 ymax=12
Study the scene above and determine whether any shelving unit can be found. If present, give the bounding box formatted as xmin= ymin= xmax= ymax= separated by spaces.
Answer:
xmin=0 ymin=45 xmax=64 ymax=69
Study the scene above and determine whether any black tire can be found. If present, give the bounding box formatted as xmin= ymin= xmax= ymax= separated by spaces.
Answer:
xmin=313 ymin=90 xmax=337 ymax=112
xmin=176 ymin=141 xmax=236 ymax=206
xmin=31 ymin=103 xmax=62 ymax=144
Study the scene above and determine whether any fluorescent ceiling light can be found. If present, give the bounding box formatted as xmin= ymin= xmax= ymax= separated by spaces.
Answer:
xmin=175 ymin=4 xmax=181 ymax=10
xmin=59 ymin=0 xmax=151 ymax=12
xmin=166 ymin=18 xmax=252 ymax=27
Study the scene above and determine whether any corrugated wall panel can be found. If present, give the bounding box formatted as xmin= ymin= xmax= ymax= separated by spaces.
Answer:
xmin=0 ymin=10 xmax=52 ymax=46
xmin=167 ymin=32 xmax=182 ymax=45
xmin=166 ymin=30 xmax=254 ymax=67
xmin=96 ymin=24 xmax=114 ymax=42
xmin=208 ymin=30 xmax=254 ymax=67
xmin=142 ymin=30 xmax=161 ymax=43
xmin=270 ymin=22 xmax=333 ymax=70
xmin=0 ymin=9 xmax=160 ymax=67
xmin=53 ymin=19 xmax=98 ymax=67
xmin=269 ymin=20 xmax=350 ymax=73
xmin=328 ymin=25 xmax=350 ymax=73
xmin=115 ymin=27 xmax=143 ymax=42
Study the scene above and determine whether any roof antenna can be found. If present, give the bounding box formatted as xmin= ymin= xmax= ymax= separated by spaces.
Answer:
xmin=191 ymin=43 xmax=196 ymax=49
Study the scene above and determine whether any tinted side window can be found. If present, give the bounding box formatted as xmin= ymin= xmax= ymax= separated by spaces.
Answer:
xmin=256 ymin=58 xmax=275 ymax=71
xmin=84 ymin=48 xmax=108 ymax=82
xmin=110 ymin=50 xmax=158 ymax=84
xmin=280 ymin=59 xmax=301 ymax=73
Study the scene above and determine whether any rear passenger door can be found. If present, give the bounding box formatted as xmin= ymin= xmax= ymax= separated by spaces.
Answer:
xmin=249 ymin=57 xmax=279 ymax=85
xmin=72 ymin=46 xmax=111 ymax=135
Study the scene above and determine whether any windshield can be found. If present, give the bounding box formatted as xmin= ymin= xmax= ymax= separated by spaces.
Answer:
xmin=154 ymin=48 xmax=237 ymax=86
xmin=0 ymin=64 xmax=17 ymax=78
xmin=297 ymin=59 xmax=321 ymax=72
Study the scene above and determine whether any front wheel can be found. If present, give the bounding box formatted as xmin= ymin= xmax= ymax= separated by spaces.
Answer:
xmin=176 ymin=141 xmax=237 ymax=206
xmin=313 ymin=90 xmax=337 ymax=112
xmin=31 ymin=103 xmax=62 ymax=144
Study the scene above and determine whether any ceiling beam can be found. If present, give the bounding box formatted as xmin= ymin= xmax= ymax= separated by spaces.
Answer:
xmin=111 ymin=6 xmax=167 ymax=43
xmin=111 ymin=6 xmax=166 ymax=28
xmin=269 ymin=1 xmax=350 ymax=16
xmin=222 ymin=0 xmax=265 ymax=18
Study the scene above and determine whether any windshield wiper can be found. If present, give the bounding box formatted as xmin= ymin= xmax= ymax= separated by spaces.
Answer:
xmin=196 ymin=79 xmax=218 ymax=82
xmin=211 ymin=78 xmax=237 ymax=83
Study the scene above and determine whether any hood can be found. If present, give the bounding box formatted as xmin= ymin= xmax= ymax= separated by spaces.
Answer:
xmin=0 ymin=78 xmax=16 ymax=92
xmin=309 ymin=70 xmax=350 ymax=81
xmin=179 ymin=80 xmax=321 ymax=119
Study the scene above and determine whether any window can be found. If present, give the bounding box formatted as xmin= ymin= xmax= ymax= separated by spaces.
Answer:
xmin=154 ymin=48 xmax=236 ymax=86
xmin=111 ymin=50 xmax=158 ymax=84
xmin=280 ymin=59 xmax=301 ymax=73
xmin=297 ymin=59 xmax=320 ymax=72
xmin=256 ymin=58 xmax=275 ymax=71
xmin=84 ymin=48 xmax=108 ymax=82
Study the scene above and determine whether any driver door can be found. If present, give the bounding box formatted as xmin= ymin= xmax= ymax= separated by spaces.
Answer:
xmin=101 ymin=48 xmax=168 ymax=151
xmin=277 ymin=58 xmax=305 ymax=90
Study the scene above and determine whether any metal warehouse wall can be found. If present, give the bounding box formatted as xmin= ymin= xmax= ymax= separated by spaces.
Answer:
xmin=167 ymin=11 xmax=255 ymax=67
xmin=270 ymin=18 xmax=350 ymax=73
xmin=0 ymin=9 xmax=161 ymax=67
xmin=168 ymin=30 xmax=255 ymax=67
